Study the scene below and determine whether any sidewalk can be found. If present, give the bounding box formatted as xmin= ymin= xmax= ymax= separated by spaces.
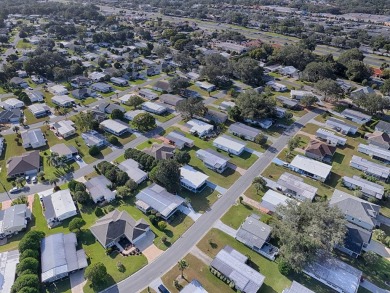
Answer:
xmin=213 ymin=219 xmax=237 ymax=238
xmin=190 ymin=248 xmax=212 ymax=265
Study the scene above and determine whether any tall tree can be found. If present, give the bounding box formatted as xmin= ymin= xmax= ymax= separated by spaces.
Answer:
xmin=150 ymin=160 xmax=181 ymax=193
xmin=272 ymin=201 xmax=347 ymax=272
xmin=315 ymin=79 xmax=344 ymax=102
xmin=355 ymin=93 xmax=389 ymax=114
xmin=231 ymin=57 xmax=263 ymax=86
xmin=200 ymin=53 xmax=232 ymax=88
xmin=176 ymin=97 xmax=207 ymax=119
xmin=235 ymin=90 xmax=276 ymax=120
xmin=301 ymin=62 xmax=335 ymax=82
xmin=84 ymin=263 xmax=108 ymax=285
xmin=177 ymin=259 xmax=189 ymax=278
xmin=132 ymin=113 xmax=156 ymax=132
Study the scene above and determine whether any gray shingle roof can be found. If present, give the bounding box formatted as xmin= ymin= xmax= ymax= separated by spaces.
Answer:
xmin=229 ymin=122 xmax=260 ymax=139
xmin=7 ymin=150 xmax=40 ymax=177
xmin=236 ymin=215 xmax=272 ymax=249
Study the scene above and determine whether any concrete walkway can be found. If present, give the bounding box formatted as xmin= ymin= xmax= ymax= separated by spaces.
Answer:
xmin=190 ymin=247 xmax=212 ymax=265
xmin=227 ymin=162 xmax=246 ymax=175
xmin=70 ymin=270 xmax=87 ymax=293
xmin=365 ymin=240 xmax=390 ymax=261
xmin=360 ymin=280 xmax=390 ymax=293
xmin=213 ymin=219 xmax=237 ymax=238
xmin=148 ymin=277 xmax=163 ymax=293
xmin=178 ymin=205 xmax=202 ymax=221
xmin=207 ymin=182 xmax=228 ymax=195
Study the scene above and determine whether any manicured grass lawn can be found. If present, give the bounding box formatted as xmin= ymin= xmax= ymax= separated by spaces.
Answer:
xmin=180 ymin=186 xmax=220 ymax=213
xmin=43 ymin=92 xmax=55 ymax=108
xmin=197 ymin=229 xmax=331 ymax=293
xmin=301 ymin=123 xmax=320 ymax=135
xmin=224 ymin=132 xmax=268 ymax=153
xmin=136 ymin=139 xmax=161 ymax=150
xmin=153 ymin=112 xmax=175 ymax=123
xmin=244 ymin=184 xmax=265 ymax=202
xmin=16 ymin=39 xmax=34 ymax=49
xmin=0 ymin=87 xmax=6 ymax=94
xmin=80 ymin=97 xmax=97 ymax=106
xmin=188 ymin=85 xmax=217 ymax=98
xmin=221 ymin=203 xmax=265 ymax=230
xmin=44 ymin=278 xmax=71 ymax=293
xmin=162 ymin=253 xmax=232 ymax=293
xmin=40 ymin=150 xmax=79 ymax=180
xmin=24 ymin=109 xmax=49 ymax=125
xmin=117 ymin=132 xmax=136 ymax=146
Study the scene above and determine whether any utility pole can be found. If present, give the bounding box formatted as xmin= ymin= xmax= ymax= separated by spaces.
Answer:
xmin=0 ymin=181 xmax=12 ymax=202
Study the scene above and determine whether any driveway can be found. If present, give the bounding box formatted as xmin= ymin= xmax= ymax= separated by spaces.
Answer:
xmin=69 ymin=270 xmax=86 ymax=293
xmin=74 ymin=157 xmax=87 ymax=168
xmin=142 ymin=244 xmax=164 ymax=263
xmin=365 ymin=240 xmax=390 ymax=261
xmin=213 ymin=219 xmax=237 ymax=238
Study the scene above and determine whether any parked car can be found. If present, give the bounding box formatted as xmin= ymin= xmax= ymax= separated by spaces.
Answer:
xmin=75 ymin=155 xmax=81 ymax=161
xmin=32 ymin=176 xmax=37 ymax=183
xmin=25 ymin=175 xmax=30 ymax=182
xmin=158 ymin=285 xmax=170 ymax=293
xmin=9 ymin=187 xmax=20 ymax=194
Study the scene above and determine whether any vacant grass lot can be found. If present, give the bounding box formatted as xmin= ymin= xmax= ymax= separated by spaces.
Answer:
xmin=180 ymin=186 xmax=220 ymax=213
xmin=221 ymin=203 xmax=265 ymax=230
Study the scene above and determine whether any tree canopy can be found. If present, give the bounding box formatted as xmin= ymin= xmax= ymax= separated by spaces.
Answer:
xmin=150 ymin=160 xmax=181 ymax=193
xmin=133 ymin=113 xmax=156 ymax=132
xmin=235 ymin=90 xmax=276 ymax=120
xmin=176 ymin=97 xmax=207 ymax=120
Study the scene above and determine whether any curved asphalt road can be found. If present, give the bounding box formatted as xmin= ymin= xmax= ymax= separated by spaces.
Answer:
xmin=102 ymin=110 xmax=320 ymax=293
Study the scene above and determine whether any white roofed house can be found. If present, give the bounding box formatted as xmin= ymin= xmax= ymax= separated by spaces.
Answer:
xmin=166 ymin=131 xmax=194 ymax=149
xmin=27 ymin=90 xmax=44 ymax=103
xmin=1 ymin=98 xmax=24 ymax=110
xmin=325 ymin=117 xmax=358 ymax=135
xmin=341 ymin=109 xmax=371 ymax=125
xmin=260 ymin=190 xmax=291 ymax=214
xmin=186 ymin=119 xmax=214 ymax=138
xmin=196 ymin=149 xmax=229 ymax=173
xmin=0 ymin=204 xmax=31 ymax=239
xmin=49 ymin=84 xmax=68 ymax=96
xmin=315 ymin=128 xmax=347 ymax=146
xmin=51 ymin=95 xmax=75 ymax=107
xmin=276 ymin=172 xmax=317 ymax=201
xmin=350 ymin=155 xmax=390 ymax=181
xmin=266 ymin=81 xmax=287 ymax=92
xmin=50 ymin=143 xmax=78 ymax=161
xmin=342 ymin=175 xmax=384 ymax=199
xmin=124 ymin=109 xmax=146 ymax=121
xmin=118 ymin=159 xmax=148 ymax=185
xmin=0 ymin=250 xmax=20 ymax=293
xmin=358 ymin=143 xmax=390 ymax=164
xmin=283 ymin=281 xmax=314 ymax=293
xmin=228 ymin=122 xmax=261 ymax=142
xmin=195 ymin=81 xmax=216 ymax=92
xmin=28 ymin=103 xmax=50 ymax=118
xmin=290 ymin=90 xmax=314 ymax=100
xmin=141 ymin=101 xmax=167 ymax=115
xmin=100 ymin=119 xmax=130 ymax=136
xmin=213 ymin=134 xmax=247 ymax=156
xmin=21 ymin=129 xmax=46 ymax=149
xmin=289 ymin=155 xmax=332 ymax=182
xmin=180 ymin=165 xmax=209 ymax=193
xmin=81 ymin=130 xmax=107 ymax=148
xmin=85 ymin=175 xmax=115 ymax=203
xmin=41 ymin=189 xmax=77 ymax=227
xmin=139 ymin=88 xmax=158 ymax=100
xmin=50 ymin=120 xmax=76 ymax=138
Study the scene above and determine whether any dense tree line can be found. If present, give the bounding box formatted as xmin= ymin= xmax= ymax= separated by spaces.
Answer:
xmin=96 ymin=161 xmax=130 ymax=188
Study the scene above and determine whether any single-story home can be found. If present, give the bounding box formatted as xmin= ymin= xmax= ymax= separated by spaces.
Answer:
xmin=228 ymin=122 xmax=261 ymax=142
xmin=0 ymin=109 xmax=22 ymax=123
xmin=7 ymin=150 xmax=41 ymax=177
xmin=236 ymin=214 xmax=279 ymax=260
xmin=325 ymin=117 xmax=358 ymax=135
xmin=27 ymin=90 xmax=44 ymax=103
xmin=358 ymin=143 xmax=390 ymax=164
xmin=85 ymin=175 xmax=116 ymax=203
xmin=51 ymin=95 xmax=75 ymax=107
xmin=195 ymin=81 xmax=216 ymax=92
xmin=141 ymin=101 xmax=167 ymax=115
xmin=276 ymin=96 xmax=300 ymax=110
xmin=166 ymin=131 xmax=194 ymax=149
xmin=118 ymin=159 xmax=148 ymax=185
xmin=135 ymin=183 xmax=185 ymax=220
xmin=266 ymin=81 xmax=287 ymax=92
xmin=213 ymin=134 xmax=246 ymax=156
xmin=160 ymin=94 xmax=183 ymax=107
xmin=375 ymin=120 xmax=390 ymax=134
xmin=219 ymin=101 xmax=236 ymax=111
xmin=244 ymin=118 xmax=273 ymax=129
xmin=336 ymin=223 xmax=371 ymax=258
xmin=196 ymin=149 xmax=229 ymax=174
xmin=210 ymin=245 xmax=265 ymax=293
xmin=91 ymin=82 xmax=113 ymax=93
xmin=41 ymin=233 xmax=87 ymax=283
xmin=71 ymin=88 xmax=95 ymax=100
xmin=50 ymin=143 xmax=78 ymax=161
xmin=139 ymin=89 xmax=158 ymax=100
xmin=28 ymin=103 xmax=50 ymax=118
xmin=283 ymin=281 xmax=314 ymax=293
xmin=289 ymin=155 xmax=332 ymax=182
xmin=98 ymin=102 xmax=125 ymax=114
xmin=10 ymin=77 xmax=28 ymax=88
xmin=152 ymin=80 xmax=172 ymax=93
xmin=110 ymin=77 xmax=128 ymax=86
xmin=276 ymin=172 xmax=317 ymax=202
xmin=350 ymin=155 xmax=390 ymax=181
xmin=124 ymin=109 xmax=145 ymax=121
xmin=21 ymin=129 xmax=46 ymax=149
xmin=144 ymin=144 xmax=175 ymax=160
xmin=350 ymin=86 xmax=374 ymax=99
xmin=341 ymin=109 xmax=371 ymax=125
xmin=365 ymin=131 xmax=390 ymax=150
xmin=100 ymin=119 xmax=130 ymax=136
xmin=50 ymin=120 xmax=76 ymax=138
xmin=0 ymin=250 xmax=20 ymax=293
xmin=180 ymin=165 xmax=209 ymax=193
xmin=342 ymin=175 xmax=384 ymax=200
xmin=290 ymin=90 xmax=314 ymax=100
xmin=315 ymin=128 xmax=347 ymax=146
xmin=1 ymin=98 xmax=24 ymax=110
xmin=81 ymin=130 xmax=108 ymax=148
xmin=0 ymin=204 xmax=31 ymax=239
xmin=70 ymin=76 xmax=91 ymax=88
xmin=260 ymin=190 xmax=291 ymax=214
xmin=181 ymin=280 xmax=207 ymax=293
xmin=186 ymin=119 xmax=214 ymax=137
xmin=305 ymin=140 xmax=336 ymax=163
xmin=42 ymin=189 xmax=77 ymax=227
xmin=90 ymin=209 xmax=151 ymax=249
xmin=203 ymin=109 xmax=228 ymax=124
xmin=49 ymin=85 xmax=68 ymax=96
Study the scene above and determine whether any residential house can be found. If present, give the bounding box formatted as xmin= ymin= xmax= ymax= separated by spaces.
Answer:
xmin=278 ymin=66 xmax=299 ymax=78
xmin=146 ymin=66 xmax=161 ymax=76
xmin=89 ymin=71 xmax=108 ymax=82
xmin=70 ymin=76 xmax=91 ymax=88
xmin=336 ymin=79 xmax=352 ymax=92
xmin=276 ymin=172 xmax=317 ymax=202
xmin=28 ymin=104 xmax=50 ymax=118
xmin=289 ymin=155 xmax=332 ymax=182
xmin=118 ymin=159 xmax=148 ymax=185
xmin=215 ymin=42 xmax=247 ymax=54
xmin=49 ymin=85 xmax=68 ymax=96
xmin=50 ymin=144 xmax=78 ymax=161
xmin=27 ymin=90 xmax=44 ymax=103
xmin=244 ymin=118 xmax=273 ymax=130
xmin=139 ymin=89 xmax=158 ymax=100
xmin=186 ymin=72 xmax=200 ymax=81
xmin=85 ymin=175 xmax=116 ymax=203
xmin=180 ymin=165 xmax=209 ymax=193
xmin=210 ymin=245 xmax=265 ymax=293
xmin=195 ymin=81 xmax=216 ymax=92
xmin=124 ymin=110 xmax=145 ymax=121
xmin=342 ymin=175 xmax=384 ymax=199
xmin=0 ymin=250 xmax=20 ymax=293
xmin=51 ymin=95 xmax=75 ymax=107
xmin=71 ymin=88 xmax=95 ymax=100
xmin=31 ymin=75 xmax=44 ymax=84
xmin=7 ymin=150 xmax=41 ymax=177
xmin=315 ymin=128 xmax=347 ymax=146
xmin=275 ymin=106 xmax=286 ymax=118
xmin=325 ymin=117 xmax=358 ymax=135
xmin=90 ymin=210 xmax=151 ymax=249
xmin=1 ymin=98 xmax=24 ymax=110
xmin=135 ymin=183 xmax=185 ymax=220
xmin=0 ymin=109 xmax=22 ymax=123
xmin=81 ymin=130 xmax=107 ymax=148
xmin=229 ymin=122 xmax=260 ymax=142
xmin=110 ymin=77 xmax=128 ymax=86
xmin=219 ymin=101 xmax=236 ymax=111
xmin=41 ymin=233 xmax=87 ymax=283
xmin=166 ymin=131 xmax=194 ymax=149
xmin=50 ymin=120 xmax=76 ymax=138
xmin=179 ymin=89 xmax=201 ymax=99
xmin=91 ymin=82 xmax=113 ymax=93
xmin=10 ymin=77 xmax=28 ymax=88
xmin=303 ymin=253 xmax=362 ymax=293
xmin=21 ymin=129 xmax=46 ymax=149
xmin=144 ymin=144 xmax=175 ymax=160
xmin=350 ymin=86 xmax=374 ymax=99
xmin=42 ymin=189 xmax=77 ymax=227
xmin=141 ymin=101 xmax=167 ymax=115
xmin=341 ymin=109 xmax=371 ymax=125
xmin=141 ymin=58 xmax=156 ymax=67
xmin=181 ymin=280 xmax=208 ymax=293
xmin=260 ymin=190 xmax=291 ymax=214
xmin=266 ymin=81 xmax=287 ymax=92
xmin=160 ymin=94 xmax=183 ymax=107
xmin=305 ymin=140 xmax=336 ymax=163
xmin=283 ymin=281 xmax=314 ymax=293
xmin=336 ymin=223 xmax=371 ymax=258
xmin=196 ymin=149 xmax=229 ymax=174
xmin=290 ymin=90 xmax=314 ymax=100
xmin=152 ymin=81 xmax=172 ymax=93
xmin=203 ymin=109 xmax=228 ymax=124
xmin=100 ymin=119 xmax=130 ymax=136
xmin=365 ymin=131 xmax=390 ymax=150
xmin=213 ymin=135 xmax=246 ymax=156
xmin=375 ymin=120 xmax=390 ymax=134
xmin=358 ymin=143 xmax=390 ymax=163
xmin=0 ymin=137 xmax=4 ymax=157
xmin=186 ymin=119 xmax=214 ymax=137
xmin=98 ymin=102 xmax=125 ymax=114
xmin=88 ymin=109 xmax=106 ymax=123
xmin=329 ymin=189 xmax=380 ymax=231
xmin=0 ymin=204 xmax=31 ymax=238
xmin=16 ymin=70 xmax=28 ymax=78
xmin=350 ymin=155 xmax=390 ymax=181
xmin=236 ymin=215 xmax=279 ymax=260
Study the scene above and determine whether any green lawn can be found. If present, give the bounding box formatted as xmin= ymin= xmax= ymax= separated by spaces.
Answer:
xmin=221 ymin=203 xmax=265 ymax=230
xmin=197 ymin=229 xmax=332 ymax=293
xmin=117 ymin=133 xmax=136 ymax=146
xmin=43 ymin=278 xmax=71 ymax=293
xmin=162 ymin=253 xmax=232 ymax=293
xmin=153 ymin=112 xmax=175 ymax=123
xmin=244 ymin=184 xmax=265 ymax=202
xmin=24 ymin=109 xmax=49 ymax=125
xmin=43 ymin=92 xmax=55 ymax=108
xmin=180 ymin=186 xmax=220 ymax=213
xmin=16 ymin=39 xmax=34 ymax=49
xmin=136 ymin=139 xmax=161 ymax=150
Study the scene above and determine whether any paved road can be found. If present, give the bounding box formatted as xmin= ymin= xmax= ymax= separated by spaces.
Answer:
xmin=0 ymin=33 xmax=20 ymax=71
xmin=102 ymin=110 xmax=319 ymax=293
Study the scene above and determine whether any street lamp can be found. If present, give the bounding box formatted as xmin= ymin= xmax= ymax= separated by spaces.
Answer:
xmin=0 ymin=180 xmax=12 ymax=202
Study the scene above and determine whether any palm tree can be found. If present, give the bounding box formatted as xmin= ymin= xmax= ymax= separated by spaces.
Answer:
xmin=47 ymin=152 xmax=59 ymax=167
xmin=15 ymin=177 xmax=24 ymax=188
xmin=37 ymin=171 xmax=45 ymax=180
xmin=49 ymin=177 xmax=59 ymax=186
xmin=44 ymin=119 xmax=50 ymax=129
xmin=12 ymin=125 xmax=20 ymax=134
xmin=177 ymin=259 xmax=189 ymax=279
xmin=58 ymin=156 xmax=68 ymax=169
